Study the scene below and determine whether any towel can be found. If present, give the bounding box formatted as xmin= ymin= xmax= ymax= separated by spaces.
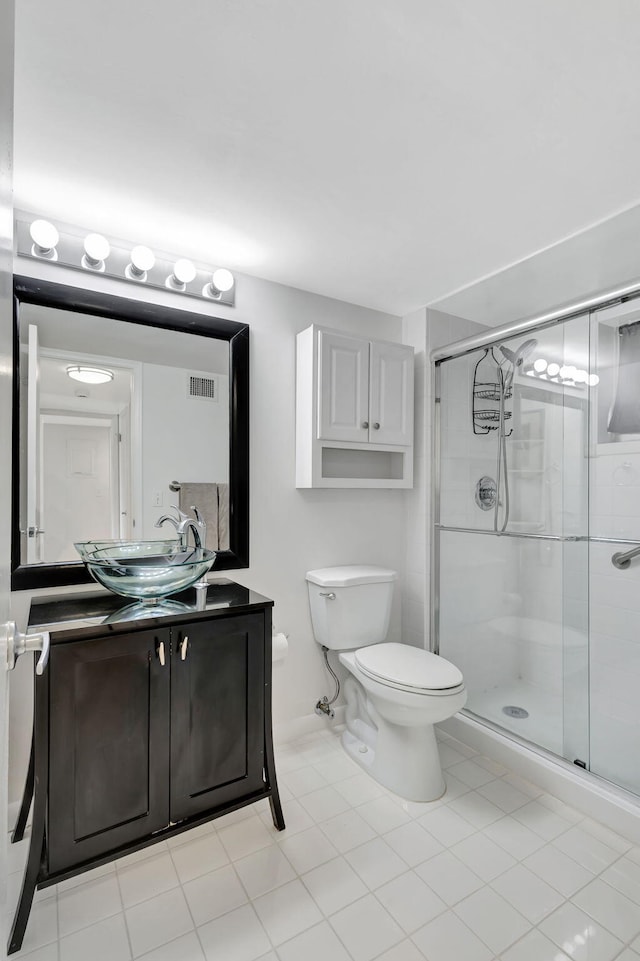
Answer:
xmin=177 ymin=482 xmax=229 ymax=550
xmin=217 ymin=484 xmax=230 ymax=551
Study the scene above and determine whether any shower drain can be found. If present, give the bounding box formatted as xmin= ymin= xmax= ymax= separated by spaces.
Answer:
xmin=502 ymin=705 xmax=529 ymax=719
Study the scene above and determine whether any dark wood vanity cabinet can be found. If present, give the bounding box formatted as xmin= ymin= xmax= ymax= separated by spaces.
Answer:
xmin=9 ymin=583 xmax=284 ymax=955
xmin=48 ymin=614 xmax=266 ymax=873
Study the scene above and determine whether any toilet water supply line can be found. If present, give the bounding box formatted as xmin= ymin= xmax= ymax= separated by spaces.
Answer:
xmin=315 ymin=646 xmax=341 ymax=718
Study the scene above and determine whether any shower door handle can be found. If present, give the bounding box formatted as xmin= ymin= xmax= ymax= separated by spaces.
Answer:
xmin=611 ymin=545 xmax=640 ymax=569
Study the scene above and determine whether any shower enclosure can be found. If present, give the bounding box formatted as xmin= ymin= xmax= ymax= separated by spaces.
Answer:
xmin=433 ymin=283 xmax=640 ymax=799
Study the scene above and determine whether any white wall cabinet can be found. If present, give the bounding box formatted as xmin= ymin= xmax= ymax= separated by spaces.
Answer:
xmin=297 ymin=325 xmax=414 ymax=488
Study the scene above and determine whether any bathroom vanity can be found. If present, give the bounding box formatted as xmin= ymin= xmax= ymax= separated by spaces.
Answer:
xmin=8 ymin=580 xmax=284 ymax=955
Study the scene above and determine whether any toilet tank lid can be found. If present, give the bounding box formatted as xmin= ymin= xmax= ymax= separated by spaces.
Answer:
xmin=306 ymin=565 xmax=398 ymax=587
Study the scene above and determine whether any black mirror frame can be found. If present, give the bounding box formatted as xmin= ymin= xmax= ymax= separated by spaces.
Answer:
xmin=11 ymin=275 xmax=249 ymax=591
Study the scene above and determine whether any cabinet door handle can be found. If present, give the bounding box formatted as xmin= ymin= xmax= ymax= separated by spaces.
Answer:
xmin=362 ymin=421 xmax=369 ymax=429
xmin=156 ymin=640 xmax=166 ymax=666
xmin=373 ymin=422 xmax=380 ymax=430
xmin=180 ymin=635 xmax=189 ymax=661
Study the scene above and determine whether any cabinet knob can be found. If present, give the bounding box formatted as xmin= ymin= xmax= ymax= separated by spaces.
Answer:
xmin=180 ymin=635 xmax=189 ymax=661
xmin=373 ymin=422 xmax=380 ymax=430
xmin=362 ymin=421 xmax=369 ymax=429
xmin=156 ymin=640 xmax=166 ymax=667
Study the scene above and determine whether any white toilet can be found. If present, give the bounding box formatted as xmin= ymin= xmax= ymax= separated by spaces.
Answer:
xmin=306 ymin=565 xmax=467 ymax=801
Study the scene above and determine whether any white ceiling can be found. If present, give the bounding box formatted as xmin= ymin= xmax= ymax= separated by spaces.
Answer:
xmin=13 ymin=0 xmax=640 ymax=316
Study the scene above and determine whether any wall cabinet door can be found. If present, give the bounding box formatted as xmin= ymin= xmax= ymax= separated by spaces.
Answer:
xmin=169 ymin=615 xmax=265 ymax=822
xmin=48 ymin=629 xmax=170 ymax=873
xmin=369 ymin=340 xmax=414 ymax=446
xmin=317 ymin=329 xmax=370 ymax=443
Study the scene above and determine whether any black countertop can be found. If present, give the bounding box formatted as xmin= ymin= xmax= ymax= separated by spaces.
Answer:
xmin=28 ymin=579 xmax=273 ymax=641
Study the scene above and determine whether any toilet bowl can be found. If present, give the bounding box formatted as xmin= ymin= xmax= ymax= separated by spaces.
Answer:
xmin=306 ymin=566 xmax=467 ymax=801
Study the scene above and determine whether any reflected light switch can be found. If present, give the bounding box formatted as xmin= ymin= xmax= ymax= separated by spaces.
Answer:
xmin=152 ymin=491 xmax=162 ymax=507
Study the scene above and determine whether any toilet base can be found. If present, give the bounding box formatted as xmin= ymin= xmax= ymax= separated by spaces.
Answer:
xmin=341 ymin=722 xmax=446 ymax=802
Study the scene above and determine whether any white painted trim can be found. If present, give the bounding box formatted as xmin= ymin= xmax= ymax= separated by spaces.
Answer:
xmin=441 ymin=713 xmax=640 ymax=845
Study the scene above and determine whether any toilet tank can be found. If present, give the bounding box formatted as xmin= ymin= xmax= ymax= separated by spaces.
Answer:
xmin=306 ymin=566 xmax=397 ymax=651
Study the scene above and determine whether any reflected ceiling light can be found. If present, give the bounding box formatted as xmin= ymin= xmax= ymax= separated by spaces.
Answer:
xmin=66 ymin=365 xmax=114 ymax=385
xmin=203 ymin=268 xmax=235 ymax=298
xmin=546 ymin=362 xmax=560 ymax=377
xmin=166 ymin=258 xmax=196 ymax=290
xmin=533 ymin=358 xmax=547 ymax=373
xmin=125 ymin=245 xmax=155 ymax=281
xmin=82 ymin=233 xmax=110 ymax=271
xmin=588 ymin=373 xmax=600 ymax=387
xmin=29 ymin=219 xmax=59 ymax=260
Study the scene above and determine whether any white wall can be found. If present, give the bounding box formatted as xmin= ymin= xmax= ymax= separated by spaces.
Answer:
xmin=140 ymin=364 xmax=229 ymax=539
xmin=8 ymin=257 xmax=406 ymax=807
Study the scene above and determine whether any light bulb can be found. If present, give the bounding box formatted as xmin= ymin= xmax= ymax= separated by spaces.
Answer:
xmin=126 ymin=245 xmax=155 ymax=281
xmin=533 ymin=358 xmax=547 ymax=373
xmin=588 ymin=373 xmax=600 ymax=387
xmin=574 ymin=369 xmax=588 ymax=383
xmin=547 ymin=363 xmax=560 ymax=377
xmin=167 ymin=258 xmax=196 ymax=289
xmin=82 ymin=233 xmax=110 ymax=270
xmin=67 ymin=365 xmax=114 ymax=385
xmin=29 ymin=219 xmax=59 ymax=259
xmin=212 ymin=268 xmax=234 ymax=292
xmin=560 ymin=365 xmax=577 ymax=380
xmin=203 ymin=267 xmax=235 ymax=298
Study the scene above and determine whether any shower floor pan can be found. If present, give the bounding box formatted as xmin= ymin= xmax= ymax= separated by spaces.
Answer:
xmin=468 ymin=680 xmax=563 ymax=757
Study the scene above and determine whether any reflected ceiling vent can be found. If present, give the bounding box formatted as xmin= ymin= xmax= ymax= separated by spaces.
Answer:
xmin=188 ymin=374 xmax=218 ymax=402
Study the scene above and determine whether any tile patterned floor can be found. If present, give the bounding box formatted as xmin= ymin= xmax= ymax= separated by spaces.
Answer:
xmin=8 ymin=727 xmax=640 ymax=961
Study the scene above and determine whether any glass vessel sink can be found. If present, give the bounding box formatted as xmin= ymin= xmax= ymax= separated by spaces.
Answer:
xmin=74 ymin=540 xmax=216 ymax=601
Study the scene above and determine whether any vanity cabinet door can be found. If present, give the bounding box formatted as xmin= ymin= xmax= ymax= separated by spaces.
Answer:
xmin=169 ymin=614 xmax=265 ymax=822
xmin=48 ymin=629 xmax=171 ymax=873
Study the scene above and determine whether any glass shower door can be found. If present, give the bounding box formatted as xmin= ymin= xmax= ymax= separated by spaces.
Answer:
xmin=436 ymin=314 xmax=590 ymax=767
xmin=588 ymin=296 xmax=640 ymax=795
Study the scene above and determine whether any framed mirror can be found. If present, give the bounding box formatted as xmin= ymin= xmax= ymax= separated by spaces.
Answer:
xmin=12 ymin=275 xmax=249 ymax=590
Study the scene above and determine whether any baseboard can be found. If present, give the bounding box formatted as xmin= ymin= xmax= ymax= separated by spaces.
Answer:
xmin=274 ymin=705 xmax=346 ymax=746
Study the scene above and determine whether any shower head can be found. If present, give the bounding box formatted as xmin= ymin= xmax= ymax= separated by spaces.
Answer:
xmin=499 ymin=338 xmax=538 ymax=389
xmin=499 ymin=338 xmax=538 ymax=369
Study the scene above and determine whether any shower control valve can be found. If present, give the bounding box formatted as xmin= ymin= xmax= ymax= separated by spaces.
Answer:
xmin=475 ymin=476 xmax=497 ymax=511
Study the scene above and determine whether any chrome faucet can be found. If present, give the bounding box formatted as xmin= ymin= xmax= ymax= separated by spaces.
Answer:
xmin=155 ymin=506 xmax=206 ymax=551
xmin=155 ymin=507 xmax=181 ymax=535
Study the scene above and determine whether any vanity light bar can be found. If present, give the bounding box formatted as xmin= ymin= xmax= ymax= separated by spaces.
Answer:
xmin=16 ymin=218 xmax=236 ymax=307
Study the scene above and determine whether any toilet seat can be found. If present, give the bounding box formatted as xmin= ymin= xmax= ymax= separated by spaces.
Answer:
xmin=354 ymin=643 xmax=464 ymax=696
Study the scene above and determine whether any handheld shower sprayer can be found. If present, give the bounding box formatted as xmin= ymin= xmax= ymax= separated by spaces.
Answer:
xmin=498 ymin=339 xmax=538 ymax=391
xmin=493 ymin=337 xmax=538 ymax=532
